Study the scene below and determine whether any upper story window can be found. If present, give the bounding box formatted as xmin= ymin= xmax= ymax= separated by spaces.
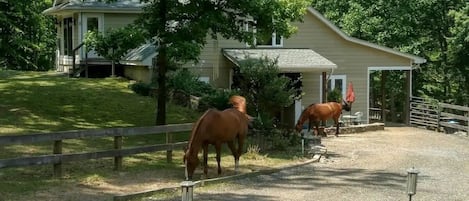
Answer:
xmin=242 ymin=19 xmax=283 ymax=47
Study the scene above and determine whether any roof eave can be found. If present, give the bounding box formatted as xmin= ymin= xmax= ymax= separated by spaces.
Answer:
xmin=43 ymin=7 xmax=143 ymax=15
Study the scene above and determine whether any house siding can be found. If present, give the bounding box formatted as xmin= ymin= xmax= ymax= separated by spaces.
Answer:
xmin=283 ymin=12 xmax=412 ymax=121
xmin=185 ymin=11 xmax=414 ymax=123
xmin=47 ymin=4 xmax=421 ymax=124
xmin=103 ymin=13 xmax=139 ymax=30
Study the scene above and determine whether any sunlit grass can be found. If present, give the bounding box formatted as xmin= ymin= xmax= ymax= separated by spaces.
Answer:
xmin=0 ymin=70 xmax=303 ymax=201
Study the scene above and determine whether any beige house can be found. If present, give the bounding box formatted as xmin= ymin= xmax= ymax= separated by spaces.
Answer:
xmin=44 ymin=0 xmax=426 ymax=126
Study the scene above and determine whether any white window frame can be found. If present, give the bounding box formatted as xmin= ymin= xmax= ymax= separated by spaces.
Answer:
xmin=319 ymin=74 xmax=347 ymax=102
xmin=243 ymin=20 xmax=283 ymax=47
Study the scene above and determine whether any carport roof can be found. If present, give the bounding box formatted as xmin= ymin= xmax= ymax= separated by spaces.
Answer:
xmin=223 ymin=48 xmax=337 ymax=72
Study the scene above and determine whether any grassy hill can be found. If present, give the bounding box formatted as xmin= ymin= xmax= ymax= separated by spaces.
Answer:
xmin=0 ymin=70 xmax=200 ymax=134
xmin=0 ymin=70 xmax=205 ymax=199
xmin=0 ymin=70 xmax=301 ymax=201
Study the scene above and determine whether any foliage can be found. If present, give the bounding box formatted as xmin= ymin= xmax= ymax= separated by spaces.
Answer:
xmin=167 ymin=68 xmax=214 ymax=97
xmin=0 ymin=0 xmax=56 ymax=70
xmin=84 ymin=25 xmax=146 ymax=76
xmin=102 ymin=0 xmax=312 ymax=125
xmin=234 ymin=56 xmax=297 ymax=121
xmin=327 ymin=88 xmax=342 ymax=102
xmin=129 ymin=81 xmax=153 ymax=96
xmin=197 ymin=89 xmax=239 ymax=111
xmin=312 ymin=0 xmax=469 ymax=106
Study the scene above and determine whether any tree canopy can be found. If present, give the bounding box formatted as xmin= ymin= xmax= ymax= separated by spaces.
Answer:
xmin=0 ymin=0 xmax=55 ymax=70
xmin=312 ymin=0 xmax=468 ymax=105
xmin=126 ymin=0 xmax=312 ymax=125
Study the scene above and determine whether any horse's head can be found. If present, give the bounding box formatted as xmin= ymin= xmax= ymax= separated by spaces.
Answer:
xmin=295 ymin=122 xmax=303 ymax=133
xmin=183 ymin=150 xmax=199 ymax=180
xmin=342 ymin=100 xmax=352 ymax=112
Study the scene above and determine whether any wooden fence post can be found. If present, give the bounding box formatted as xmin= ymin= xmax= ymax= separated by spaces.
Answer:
xmin=114 ymin=136 xmax=123 ymax=171
xmin=53 ymin=140 xmax=62 ymax=177
xmin=166 ymin=132 xmax=173 ymax=163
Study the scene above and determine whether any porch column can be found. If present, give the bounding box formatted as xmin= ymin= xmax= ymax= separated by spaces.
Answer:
xmin=322 ymin=71 xmax=327 ymax=103
xmin=404 ymin=70 xmax=411 ymax=125
xmin=381 ymin=71 xmax=387 ymax=123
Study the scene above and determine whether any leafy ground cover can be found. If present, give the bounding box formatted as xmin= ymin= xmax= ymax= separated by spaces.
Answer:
xmin=0 ymin=70 xmax=303 ymax=201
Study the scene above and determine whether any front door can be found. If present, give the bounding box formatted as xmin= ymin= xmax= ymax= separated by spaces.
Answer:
xmin=83 ymin=14 xmax=103 ymax=58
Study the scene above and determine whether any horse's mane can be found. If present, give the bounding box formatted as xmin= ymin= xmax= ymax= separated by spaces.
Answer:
xmin=186 ymin=109 xmax=213 ymax=154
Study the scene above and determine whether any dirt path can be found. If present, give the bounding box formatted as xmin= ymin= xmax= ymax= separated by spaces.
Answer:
xmin=163 ymin=127 xmax=469 ymax=201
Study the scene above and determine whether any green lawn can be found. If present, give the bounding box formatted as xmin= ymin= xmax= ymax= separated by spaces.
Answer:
xmin=0 ymin=70 xmax=204 ymax=199
xmin=0 ymin=70 xmax=199 ymax=134
xmin=0 ymin=70 xmax=302 ymax=201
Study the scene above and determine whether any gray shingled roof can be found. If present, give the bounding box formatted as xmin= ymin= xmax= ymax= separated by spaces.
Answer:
xmin=223 ymin=48 xmax=337 ymax=72
xmin=43 ymin=0 xmax=145 ymax=14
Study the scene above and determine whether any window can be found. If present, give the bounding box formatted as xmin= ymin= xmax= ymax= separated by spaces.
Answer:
xmin=243 ymin=20 xmax=283 ymax=47
xmin=63 ymin=17 xmax=73 ymax=56
xmin=320 ymin=75 xmax=346 ymax=102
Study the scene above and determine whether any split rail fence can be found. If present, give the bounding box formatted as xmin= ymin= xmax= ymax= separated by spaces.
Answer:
xmin=410 ymin=96 xmax=469 ymax=134
xmin=0 ymin=123 xmax=193 ymax=177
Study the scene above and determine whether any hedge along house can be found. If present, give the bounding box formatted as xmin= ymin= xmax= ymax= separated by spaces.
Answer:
xmin=43 ymin=1 xmax=426 ymax=126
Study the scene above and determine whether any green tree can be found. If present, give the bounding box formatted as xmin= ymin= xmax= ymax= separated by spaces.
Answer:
xmin=234 ymin=57 xmax=297 ymax=123
xmin=0 ymin=0 xmax=55 ymax=70
xmin=103 ymin=0 xmax=311 ymax=125
xmin=312 ymin=0 xmax=468 ymax=105
xmin=84 ymin=25 xmax=146 ymax=76
xmin=447 ymin=3 xmax=469 ymax=104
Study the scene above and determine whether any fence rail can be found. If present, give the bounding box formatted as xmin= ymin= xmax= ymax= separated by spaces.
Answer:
xmin=410 ymin=96 xmax=469 ymax=134
xmin=0 ymin=123 xmax=193 ymax=177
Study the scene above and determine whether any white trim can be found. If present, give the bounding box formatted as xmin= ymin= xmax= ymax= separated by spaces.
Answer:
xmin=307 ymin=7 xmax=426 ymax=64
xmin=82 ymin=13 xmax=104 ymax=58
xmin=366 ymin=66 xmax=415 ymax=124
xmin=319 ymin=74 xmax=346 ymax=102
xmin=368 ymin=66 xmax=412 ymax=71
xmin=294 ymin=99 xmax=302 ymax=124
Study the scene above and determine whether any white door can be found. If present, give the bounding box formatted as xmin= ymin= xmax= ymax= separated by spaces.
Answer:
xmin=295 ymin=99 xmax=302 ymax=124
xmin=83 ymin=14 xmax=103 ymax=58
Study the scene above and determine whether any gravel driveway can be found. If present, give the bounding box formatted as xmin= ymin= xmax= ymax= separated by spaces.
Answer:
xmin=171 ymin=127 xmax=469 ymax=201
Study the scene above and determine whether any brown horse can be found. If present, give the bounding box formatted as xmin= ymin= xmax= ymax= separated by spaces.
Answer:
xmin=183 ymin=95 xmax=251 ymax=180
xmin=295 ymin=100 xmax=351 ymax=137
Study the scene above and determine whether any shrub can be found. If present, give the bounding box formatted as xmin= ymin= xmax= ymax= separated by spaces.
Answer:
xmin=167 ymin=68 xmax=214 ymax=97
xmin=129 ymin=82 xmax=152 ymax=96
xmin=197 ymin=89 xmax=238 ymax=111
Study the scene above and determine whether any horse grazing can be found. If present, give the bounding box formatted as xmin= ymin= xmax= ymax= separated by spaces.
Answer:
xmin=295 ymin=100 xmax=351 ymax=137
xmin=184 ymin=95 xmax=250 ymax=180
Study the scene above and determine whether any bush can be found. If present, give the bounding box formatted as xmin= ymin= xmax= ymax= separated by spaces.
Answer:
xmin=129 ymin=82 xmax=152 ymax=96
xmin=167 ymin=68 xmax=214 ymax=97
xmin=197 ymin=89 xmax=238 ymax=111
xmin=328 ymin=88 xmax=342 ymax=102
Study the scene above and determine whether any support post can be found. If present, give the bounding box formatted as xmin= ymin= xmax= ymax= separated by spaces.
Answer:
xmin=181 ymin=181 xmax=195 ymax=201
xmin=114 ymin=136 xmax=123 ymax=171
xmin=166 ymin=132 xmax=173 ymax=163
xmin=53 ymin=140 xmax=63 ymax=178
xmin=381 ymin=71 xmax=387 ymax=123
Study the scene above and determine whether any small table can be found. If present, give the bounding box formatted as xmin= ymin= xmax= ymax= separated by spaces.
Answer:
xmin=342 ymin=115 xmax=358 ymax=126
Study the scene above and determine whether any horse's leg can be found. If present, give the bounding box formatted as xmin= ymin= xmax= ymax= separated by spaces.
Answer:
xmin=215 ymin=143 xmax=222 ymax=176
xmin=202 ymin=143 xmax=209 ymax=179
xmin=236 ymin=135 xmax=245 ymax=173
xmin=334 ymin=117 xmax=340 ymax=137
xmin=314 ymin=121 xmax=320 ymax=136
xmin=226 ymin=141 xmax=239 ymax=173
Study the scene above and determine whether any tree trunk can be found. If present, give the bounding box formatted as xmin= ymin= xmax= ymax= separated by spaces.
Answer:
xmin=156 ymin=46 xmax=167 ymax=125
xmin=155 ymin=0 xmax=168 ymax=126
